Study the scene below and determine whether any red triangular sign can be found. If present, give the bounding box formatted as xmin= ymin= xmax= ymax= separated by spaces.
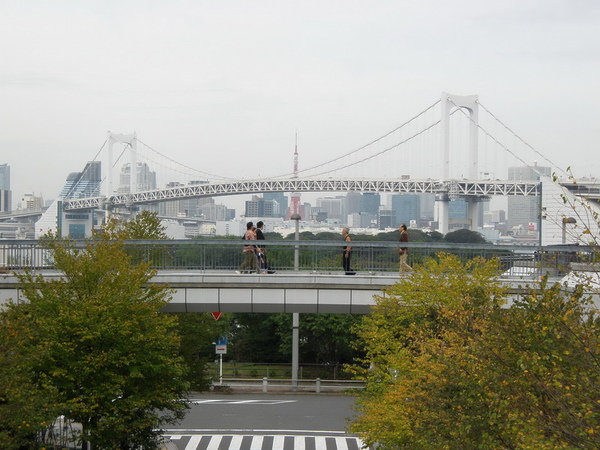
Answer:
xmin=211 ymin=312 xmax=222 ymax=321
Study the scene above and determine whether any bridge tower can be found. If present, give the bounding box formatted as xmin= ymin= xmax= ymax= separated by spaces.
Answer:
xmin=105 ymin=132 xmax=138 ymax=198
xmin=436 ymin=92 xmax=482 ymax=234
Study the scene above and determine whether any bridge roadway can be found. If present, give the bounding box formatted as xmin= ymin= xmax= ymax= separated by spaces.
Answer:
xmin=63 ymin=178 xmax=540 ymax=210
xmin=0 ymin=270 xmax=557 ymax=314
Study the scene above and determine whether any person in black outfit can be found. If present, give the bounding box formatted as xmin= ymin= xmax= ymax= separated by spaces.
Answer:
xmin=341 ymin=227 xmax=355 ymax=275
xmin=255 ymin=221 xmax=275 ymax=273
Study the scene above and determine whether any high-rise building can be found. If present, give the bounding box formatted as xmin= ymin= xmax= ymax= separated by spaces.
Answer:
xmin=117 ymin=162 xmax=157 ymax=193
xmin=346 ymin=192 xmax=361 ymax=215
xmin=0 ymin=163 xmax=9 ymax=190
xmin=245 ymin=195 xmax=279 ymax=217
xmin=317 ymin=197 xmax=345 ymax=221
xmin=360 ymin=193 xmax=380 ymax=216
xmin=0 ymin=163 xmax=10 ymax=212
xmin=264 ymin=192 xmax=288 ymax=218
xmin=20 ymin=193 xmax=43 ymax=210
xmin=59 ymin=161 xmax=101 ymax=199
xmin=392 ymin=194 xmax=420 ymax=227
xmin=507 ymin=164 xmax=551 ymax=230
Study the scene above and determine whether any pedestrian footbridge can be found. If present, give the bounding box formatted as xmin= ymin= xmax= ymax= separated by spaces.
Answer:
xmin=0 ymin=269 xmax=567 ymax=314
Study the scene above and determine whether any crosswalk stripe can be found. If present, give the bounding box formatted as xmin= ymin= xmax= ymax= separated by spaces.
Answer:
xmin=336 ymin=437 xmax=349 ymax=450
xmin=206 ymin=434 xmax=224 ymax=450
xmin=315 ymin=436 xmax=327 ymax=449
xmin=272 ymin=435 xmax=285 ymax=449
xmin=250 ymin=435 xmax=263 ymax=449
xmin=166 ymin=434 xmax=366 ymax=450
xmin=294 ymin=435 xmax=306 ymax=450
xmin=183 ymin=435 xmax=201 ymax=450
xmin=229 ymin=435 xmax=244 ymax=449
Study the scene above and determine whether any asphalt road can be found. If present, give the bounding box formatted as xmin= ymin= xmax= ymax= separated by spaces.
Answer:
xmin=167 ymin=393 xmax=360 ymax=434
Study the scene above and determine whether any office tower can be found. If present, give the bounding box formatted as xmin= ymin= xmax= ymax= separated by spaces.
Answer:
xmin=117 ymin=162 xmax=157 ymax=193
xmin=317 ymin=197 xmax=345 ymax=221
xmin=346 ymin=192 xmax=361 ymax=215
xmin=0 ymin=163 xmax=10 ymax=212
xmin=392 ymin=194 xmax=420 ymax=227
xmin=59 ymin=161 xmax=101 ymax=199
xmin=360 ymin=193 xmax=380 ymax=216
xmin=264 ymin=192 xmax=288 ymax=218
xmin=245 ymin=195 xmax=279 ymax=217
xmin=507 ymin=164 xmax=551 ymax=230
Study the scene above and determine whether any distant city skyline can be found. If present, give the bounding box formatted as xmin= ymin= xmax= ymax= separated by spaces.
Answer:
xmin=2 ymin=2 xmax=599 ymax=209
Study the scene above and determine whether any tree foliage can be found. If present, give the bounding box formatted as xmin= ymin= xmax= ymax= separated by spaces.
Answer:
xmin=0 ymin=231 xmax=189 ymax=449
xmin=102 ymin=210 xmax=169 ymax=240
xmin=350 ymin=253 xmax=600 ymax=449
xmin=443 ymin=228 xmax=487 ymax=243
xmin=230 ymin=313 xmax=362 ymax=369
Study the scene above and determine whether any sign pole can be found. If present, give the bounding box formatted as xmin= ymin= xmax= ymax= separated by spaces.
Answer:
xmin=219 ymin=353 xmax=223 ymax=385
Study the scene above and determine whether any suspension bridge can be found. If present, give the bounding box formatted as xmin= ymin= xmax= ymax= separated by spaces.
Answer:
xmin=28 ymin=92 xmax=600 ymax=244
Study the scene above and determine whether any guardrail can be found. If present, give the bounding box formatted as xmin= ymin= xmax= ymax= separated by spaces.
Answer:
xmin=0 ymin=239 xmax=597 ymax=277
xmin=214 ymin=377 xmax=365 ymax=394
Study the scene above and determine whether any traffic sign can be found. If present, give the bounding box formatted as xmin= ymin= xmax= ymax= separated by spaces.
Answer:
xmin=211 ymin=312 xmax=222 ymax=321
xmin=215 ymin=345 xmax=227 ymax=355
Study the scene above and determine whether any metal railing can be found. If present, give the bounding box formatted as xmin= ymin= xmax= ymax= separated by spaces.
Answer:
xmin=214 ymin=377 xmax=365 ymax=394
xmin=1 ymin=239 xmax=597 ymax=277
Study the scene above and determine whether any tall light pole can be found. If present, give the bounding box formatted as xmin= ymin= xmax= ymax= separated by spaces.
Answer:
xmin=290 ymin=214 xmax=301 ymax=390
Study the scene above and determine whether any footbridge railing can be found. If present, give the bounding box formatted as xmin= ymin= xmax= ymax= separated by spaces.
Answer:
xmin=0 ymin=239 xmax=595 ymax=278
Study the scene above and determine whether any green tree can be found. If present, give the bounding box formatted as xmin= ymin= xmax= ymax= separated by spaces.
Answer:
xmin=443 ymin=228 xmax=487 ymax=243
xmin=350 ymin=253 xmax=505 ymax=449
xmin=351 ymin=253 xmax=600 ymax=449
xmin=174 ymin=312 xmax=231 ymax=390
xmin=0 ymin=232 xmax=189 ymax=449
xmin=102 ymin=210 xmax=169 ymax=240
xmin=104 ymin=211 xmax=223 ymax=392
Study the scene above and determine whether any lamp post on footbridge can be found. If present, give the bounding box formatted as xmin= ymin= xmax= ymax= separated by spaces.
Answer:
xmin=291 ymin=214 xmax=301 ymax=391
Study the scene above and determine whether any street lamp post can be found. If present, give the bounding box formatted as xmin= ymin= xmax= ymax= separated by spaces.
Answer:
xmin=290 ymin=214 xmax=301 ymax=390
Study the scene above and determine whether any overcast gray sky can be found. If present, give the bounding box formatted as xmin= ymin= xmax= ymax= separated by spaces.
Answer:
xmin=2 ymin=0 xmax=599 ymax=209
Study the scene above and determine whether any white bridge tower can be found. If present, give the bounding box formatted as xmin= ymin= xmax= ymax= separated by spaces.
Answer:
xmin=435 ymin=92 xmax=481 ymax=234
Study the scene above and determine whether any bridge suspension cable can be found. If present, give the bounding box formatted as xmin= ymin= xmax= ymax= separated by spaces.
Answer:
xmin=305 ymin=118 xmax=442 ymax=178
xmin=477 ymin=101 xmax=567 ymax=177
xmin=62 ymin=139 xmax=106 ymax=199
xmin=271 ymin=99 xmax=442 ymax=179
xmin=136 ymin=139 xmax=236 ymax=181
xmin=447 ymin=97 xmax=568 ymax=179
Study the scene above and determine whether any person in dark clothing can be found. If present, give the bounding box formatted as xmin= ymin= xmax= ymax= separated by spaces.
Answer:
xmin=341 ymin=227 xmax=355 ymax=275
xmin=255 ymin=221 xmax=275 ymax=273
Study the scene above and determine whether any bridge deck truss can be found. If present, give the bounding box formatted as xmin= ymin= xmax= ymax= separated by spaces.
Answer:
xmin=63 ymin=178 xmax=540 ymax=210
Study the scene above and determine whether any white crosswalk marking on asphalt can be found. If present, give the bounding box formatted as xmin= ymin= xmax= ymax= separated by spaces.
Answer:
xmin=272 ymin=435 xmax=285 ymax=449
xmin=229 ymin=435 xmax=244 ymax=448
xmin=206 ymin=434 xmax=223 ymax=450
xmin=250 ymin=435 xmax=263 ymax=449
xmin=336 ymin=436 xmax=350 ymax=450
xmin=165 ymin=434 xmax=366 ymax=450
xmin=183 ymin=435 xmax=201 ymax=450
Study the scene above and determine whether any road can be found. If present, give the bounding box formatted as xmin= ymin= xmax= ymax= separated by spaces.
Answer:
xmin=161 ymin=393 xmax=365 ymax=450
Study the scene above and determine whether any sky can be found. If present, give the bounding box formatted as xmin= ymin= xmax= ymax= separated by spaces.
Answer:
xmin=1 ymin=0 xmax=599 ymax=212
